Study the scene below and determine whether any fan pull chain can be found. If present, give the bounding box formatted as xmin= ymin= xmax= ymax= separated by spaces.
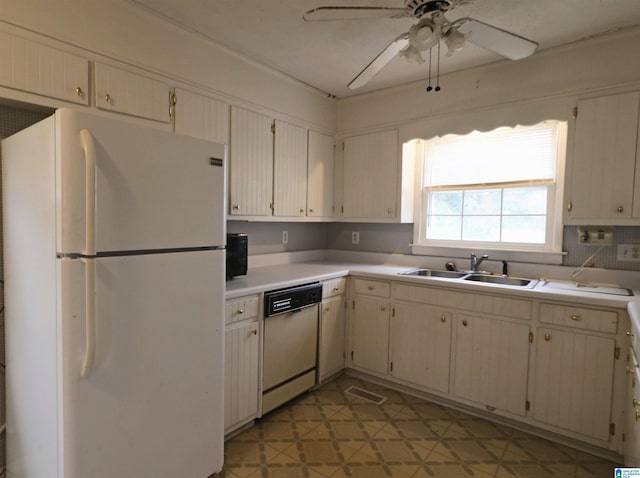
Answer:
xmin=435 ymin=41 xmax=441 ymax=91
xmin=426 ymin=48 xmax=433 ymax=92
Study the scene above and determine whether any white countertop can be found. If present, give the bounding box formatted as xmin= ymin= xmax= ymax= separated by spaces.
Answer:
xmin=226 ymin=260 xmax=640 ymax=312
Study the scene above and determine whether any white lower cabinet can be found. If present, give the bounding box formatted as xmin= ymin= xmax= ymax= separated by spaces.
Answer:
xmin=625 ymin=348 xmax=640 ymax=466
xmin=532 ymin=327 xmax=616 ymax=441
xmin=454 ymin=314 xmax=531 ymax=416
xmin=319 ymin=295 xmax=347 ymax=382
xmin=350 ymin=295 xmax=390 ymax=376
xmin=390 ymin=302 xmax=452 ymax=393
xmin=224 ymin=295 xmax=260 ymax=434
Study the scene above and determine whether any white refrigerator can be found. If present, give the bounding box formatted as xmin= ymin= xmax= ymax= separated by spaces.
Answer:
xmin=2 ymin=109 xmax=226 ymax=478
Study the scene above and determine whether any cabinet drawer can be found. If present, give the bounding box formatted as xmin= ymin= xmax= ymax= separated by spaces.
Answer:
xmin=225 ymin=295 xmax=259 ymax=325
xmin=353 ymin=278 xmax=390 ymax=297
xmin=322 ymin=277 xmax=347 ymax=299
xmin=539 ymin=303 xmax=618 ymax=334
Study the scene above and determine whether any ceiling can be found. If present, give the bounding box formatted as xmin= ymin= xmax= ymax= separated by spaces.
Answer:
xmin=126 ymin=0 xmax=640 ymax=99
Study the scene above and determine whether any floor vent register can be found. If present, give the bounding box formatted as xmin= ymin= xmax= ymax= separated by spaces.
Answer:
xmin=345 ymin=386 xmax=387 ymax=405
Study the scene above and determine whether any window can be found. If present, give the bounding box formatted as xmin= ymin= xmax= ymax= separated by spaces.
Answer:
xmin=412 ymin=121 xmax=567 ymax=262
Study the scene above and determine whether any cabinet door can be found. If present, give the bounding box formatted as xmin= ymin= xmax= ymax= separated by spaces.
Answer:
xmin=94 ymin=62 xmax=171 ymax=123
xmin=319 ymin=295 xmax=346 ymax=382
xmin=229 ymin=106 xmax=273 ymax=216
xmin=307 ymin=130 xmax=335 ymax=218
xmin=568 ymin=92 xmax=640 ymax=222
xmin=532 ymin=328 xmax=615 ymax=441
xmin=454 ymin=315 xmax=530 ymax=416
xmin=342 ymin=130 xmax=398 ymax=219
xmin=224 ymin=321 xmax=260 ymax=432
xmin=273 ymin=120 xmax=308 ymax=217
xmin=174 ymin=87 xmax=229 ymax=144
xmin=0 ymin=31 xmax=89 ymax=105
xmin=391 ymin=303 xmax=452 ymax=393
xmin=625 ymin=352 xmax=640 ymax=466
xmin=350 ymin=296 xmax=390 ymax=375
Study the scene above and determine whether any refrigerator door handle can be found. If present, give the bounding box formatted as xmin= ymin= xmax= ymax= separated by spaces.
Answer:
xmin=80 ymin=258 xmax=96 ymax=378
xmin=79 ymin=129 xmax=96 ymax=256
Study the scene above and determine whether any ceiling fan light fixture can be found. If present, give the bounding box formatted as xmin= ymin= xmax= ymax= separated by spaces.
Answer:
xmin=400 ymin=44 xmax=426 ymax=63
xmin=408 ymin=17 xmax=441 ymax=51
xmin=443 ymin=26 xmax=469 ymax=56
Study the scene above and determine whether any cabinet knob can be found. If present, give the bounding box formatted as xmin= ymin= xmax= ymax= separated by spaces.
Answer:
xmin=636 ymin=410 xmax=640 ymax=422
xmin=628 ymin=365 xmax=637 ymax=375
xmin=617 ymin=206 xmax=624 ymax=213
xmin=544 ymin=333 xmax=551 ymax=341
xmin=324 ymin=307 xmax=330 ymax=313
xmin=237 ymin=309 xmax=244 ymax=315
xmin=570 ymin=315 xmax=581 ymax=321
xmin=387 ymin=208 xmax=392 ymax=214
xmin=368 ymin=286 xmax=374 ymax=291
xmin=309 ymin=209 xmax=314 ymax=214
xmin=232 ymin=204 xmax=240 ymax=211
xmin=300 ymin=208 xmax=305 ymax=214
xmin=333 ymin=287 xmax=339 ymax=292
xmin=75 ymin=86 xmax=84 ymax=97
xmin=462 ymin=320 xmax=468 ymax=327
xmin=627 ymin=331 xmax=634 ymax=337
xmin=633 ymin=397 xmax=640 ymax=407
xmin=567 ymin=200 xmax=573 ymax=212
xmin=380 ymin=305 xmax=386 ymax=311
xmin=440 ymin=316 xmax=447 ymax=323
xmin=104 ymin=94 xmax=112 ymax=104
xmin=250 ymin=329 xmax=257 ymax=336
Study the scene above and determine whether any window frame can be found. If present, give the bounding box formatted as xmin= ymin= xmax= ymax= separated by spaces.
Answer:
xmin=411 ymin=121 xmax=568 ymax=264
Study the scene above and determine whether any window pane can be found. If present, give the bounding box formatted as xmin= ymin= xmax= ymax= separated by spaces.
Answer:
xmin=429 ymin=191 xmax=463 ymax=214
xmin=503 ymin=187 xmax=547 ymax=214
xmin=427 ymin=215 xmax=461 ymax=240
xmin=502 ymin=216 xmax=546 ymax=243
xmin=463 ymin=189 xmax=501 ymax=215
xmin=462 ymin=216 xmax=500 ymax=241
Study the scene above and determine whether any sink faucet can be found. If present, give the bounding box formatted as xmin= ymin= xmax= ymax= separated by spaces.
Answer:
xmin=470 ymin=253 xmax=489 ymax=272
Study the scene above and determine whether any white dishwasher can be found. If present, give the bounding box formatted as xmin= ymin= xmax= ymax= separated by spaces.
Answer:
xmin=262 ymin=283 xmax=321 ymax=414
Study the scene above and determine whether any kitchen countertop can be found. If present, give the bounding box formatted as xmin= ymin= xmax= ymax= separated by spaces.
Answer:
xmin=226 ymin=260 xmax=640 ymax=311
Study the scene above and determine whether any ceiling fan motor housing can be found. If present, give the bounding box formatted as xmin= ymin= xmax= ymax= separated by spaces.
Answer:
xmin=406 ymin=0 xmax=453 ymax=18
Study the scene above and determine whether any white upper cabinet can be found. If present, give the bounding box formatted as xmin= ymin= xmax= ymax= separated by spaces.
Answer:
xmin=341 ymin=129 xmax=399 ymax=220
xmin=229 ymin=106 xmax=274 ymax=217
xmin=0 ymin=30 xmax=89 ymax=105
xmin=273 ymin=120 xmax=308 ymax=217
xmin=94 ymin=62 xmax=171 ymax=123
xmin=307 ymin=130 xmax=335 ymax=219
xmin=566 ymin=91 xmax=640 ymax=224
xmin=174 ymin=87 xmax=229 ymax=144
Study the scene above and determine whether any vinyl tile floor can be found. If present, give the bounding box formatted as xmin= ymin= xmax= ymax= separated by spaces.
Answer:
xmin=218 ymin=374 xmax=623 ymax=478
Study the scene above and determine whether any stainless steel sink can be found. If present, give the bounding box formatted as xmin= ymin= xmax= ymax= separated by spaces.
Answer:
xmin=464 ymin=274 xmax=538 ymax=288
xmin=399 ymin=269 xmax=468 ymax=279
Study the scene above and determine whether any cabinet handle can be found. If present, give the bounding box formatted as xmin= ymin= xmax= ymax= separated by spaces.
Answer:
xmin=567 ymin=200 xmax=573 ymax=212
xmin=627 ymin=331 xmax=635 ymax=337
xmin=104 ymin=94 xmax=112 ymax=104
xmin=368 ymin=286 xmax=374 ymax=291
xmin=617 ymin=206 xmax=624 ymax=213
xmin=75 ymin=86 xmax=84 ymax=97
xmin=544 ymin=333 xmax=551 ymax=341
xmin=570 ymin=315 xmax=581 ymax=321
xmin=633 ymin=398 xmax=640 ymax=407
xmin=440 ymin=316 xmax=447 ymax=323
xmin=636 ymin=410 xmax=640 ymax=422
xmin=250 ymin=329 xmax=257 ymax=336
xmin=462 ymin=320 xmax=468 ymax=327
xmin=237 ymin=309 xmax=244 ymax=315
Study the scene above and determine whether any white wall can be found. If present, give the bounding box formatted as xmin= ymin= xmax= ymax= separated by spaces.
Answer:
xmin=0 ymin=0 xmax=337 ymax=132
xmin=337 ymin=27 xmax=640 ymax=139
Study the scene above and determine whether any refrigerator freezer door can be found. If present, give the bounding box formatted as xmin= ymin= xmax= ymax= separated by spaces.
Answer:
xmin=59 ymin=250 xmax=224 ymax=477
xmin=55 ymin=109 xmax=226 ymax=254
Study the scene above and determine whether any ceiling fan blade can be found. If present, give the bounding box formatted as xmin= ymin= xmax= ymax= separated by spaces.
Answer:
xmin=348 ymin=33 xmax=409 ymax=89
xmin=303 ymin=6 xmax=405 ymax=22
xmin=454 ymin=18 xmax=538 ymax=60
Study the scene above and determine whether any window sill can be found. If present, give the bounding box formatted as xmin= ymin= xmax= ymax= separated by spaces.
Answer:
xmin=410 ymin=244 xmax=566 ymax=265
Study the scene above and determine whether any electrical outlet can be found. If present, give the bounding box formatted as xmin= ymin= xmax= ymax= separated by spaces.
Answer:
xmin=578 ymin=228 xmax=613 ymax=246
xmin=351 ymin=231 xmax=360 ymax=245
xmin=617 ymin=243 xmax=640 ymax=261
xmin=282 ymin=230 xmax=288 ymax=244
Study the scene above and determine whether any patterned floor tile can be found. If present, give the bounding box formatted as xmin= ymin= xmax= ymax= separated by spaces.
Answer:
xmin=219 ymin=374 xmax=625 ymax=478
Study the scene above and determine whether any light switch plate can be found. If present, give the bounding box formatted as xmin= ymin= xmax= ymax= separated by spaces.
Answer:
xmin=351 ymin=231 xmax=360 ymax=245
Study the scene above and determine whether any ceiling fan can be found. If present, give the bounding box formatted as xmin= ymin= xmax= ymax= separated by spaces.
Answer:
xmin=303 ymin=0 xmax=538 ymax=90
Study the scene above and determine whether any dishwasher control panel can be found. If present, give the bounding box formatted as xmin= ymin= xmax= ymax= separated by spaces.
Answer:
xmin=264 ymin=282 xmax=321 ymax=316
